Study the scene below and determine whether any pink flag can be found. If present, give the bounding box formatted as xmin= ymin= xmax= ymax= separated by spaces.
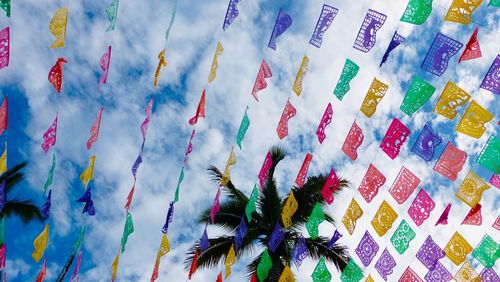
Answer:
xmin=188 ymin=90 xmax=206 ymax=125
xmin=251 ymin=59 xmax=272 ymax=101
xmin=380 ymin=118 xmax=410 ymax=159
xmin=87 ymin=107 xmax=103 ymax=150
xmin=435 ymin=203 xmax=452 ymax=226
xmin=98 ymin=46 xmax=112 ymax=89
xmin=70 ymin=251 xmax=83 ymax=282
xmin=358 ymin=164 xmax=386 ymax=203
xmin=258 ymin=152 xmax=273 ymax=190
xmin=389 ymin=166 xmax=420 ymax=204
xmin=41 ymin=114 xmax=58 ymax=153
xmin=0 ymin=245 xmax=5 ymax=269
xmin=490 ymin=174 xmax=500 ymax=189
xmin=461 ymin=204 xmax=482 ymax=226
xmin=341 ymin=120 xmax=364 ymax=160
xmin=210 ymin=188 xmax=221 ymax=223
xmin=276 ymin=99 xmax=296 ymax=139
xmin=141 ymin=97 xmax=155 ymax=139
xmin=295 ymin=153 xmax=313 ymax=188
xmin=184 ymin=130 xmax=195 ymax=166
xmin=0 ymin=27 xmax=9 ymax=69
xmin=434 ymin=142 xmax=467 ymax=181
xmin=0 ymin=96 xmax=7 ymax=136
xmin=493 ymin=216 xmax=500 ymax=231
xmin=48 ymin=58 xmax=67 ymax=93
xmin=408 ymin=189 xmax=435 ymax=227
xmin=321 ymin=167 xmax=340 ymax=204
xmin=316 ymin=103 xmax=333 ymax=144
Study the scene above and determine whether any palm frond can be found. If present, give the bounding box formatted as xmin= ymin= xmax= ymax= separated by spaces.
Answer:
xmin=306 ymin=236 xmax=350 ymax=271
xmin=2 ymin=199 xmax=43 ymax=224
xmin=0 ymin=162 xmax=27 ymax=194
xmin=207 ymin=166 xmax=249 ymax=204
xmin=198 ymin=200 xmax=247 ymax=232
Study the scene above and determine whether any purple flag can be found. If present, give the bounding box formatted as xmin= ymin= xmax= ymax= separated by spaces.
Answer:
xmin=234 ymin=217 xmax=248 ymax=250
xmin=416 ymin=235 xmax=444 ymax=270
xmin=0 ymin=179 xmax=5 ymax=212
xmin=380 ymin=31 xmax=405 ymax=67
xmin=411 ymin=122 xmax=442 ymax=161
xmin=353 ymin=9 xmax=387 ymax=53
xmin=422 ymin=32 xmax=463 ymax=76
xmin=327 ymin=230 xmax=343 ymax=249
xmin=292 ymin=236 xmax=308 ymax=268
xmin=355 ymin=230 xmax=379 ymax=267
xmin=200 ymin=228 xmax=209 ymax=252
xmin=222 ymin=0 xmax=242 ymax=31
xmin=76 ymin=186 xmax=95 ymax=216
xmin=41 ymin=190 xmax=52 ymax=221
xmin=309 ymin=4 xmax=338 ymax=48
xmin=481 ymin=267 xmax=500 ymax=282
xmin=480 ymin=54 xmax=500 ymax=95
xmin=424 ymin=261 xmax=452 ymax=282
xmin=268 ymin=9 xmax=292 ymax=50
xmin=375 ymin=248 xmax=396 ymax=281
xmin=268 ymin=222 xmax=284 ymax=253
xmin=161 ymin=201 xmax=174 ymax=234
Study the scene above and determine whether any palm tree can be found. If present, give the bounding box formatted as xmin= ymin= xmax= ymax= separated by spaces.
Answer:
xmin=0 ymin=162 xmax=43 ymax=223
xmin=185 ymin=146 xmax=351 ymax=280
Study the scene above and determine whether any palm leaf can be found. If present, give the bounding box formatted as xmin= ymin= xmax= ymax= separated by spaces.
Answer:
xmin=2 ymin=199 xmax=43 ymax=224
xmin=306 ymin=236 xmax=350 ymax=271
xmin=0 ymin=162 xmax=27 ymax=194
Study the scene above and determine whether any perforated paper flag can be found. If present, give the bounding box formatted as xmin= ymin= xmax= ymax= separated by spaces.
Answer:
xmin=391 ymin=219 xmax=416 ymax=254
xmin=375 ymin=248 xmax=396 ymax=281
xmin=277 ymin=99 xmax=296 ymax=140
xmin=257 ymin=249 xmax=272 ymax=281
xmin=342 ymin=121 xmax=364 ymax=161
xmin=161 ymin=201 xmax=174 ymax=234
xmin=472 ymin=235 xmax=499 ymax=268
xmin=416 ymin=235 xmax=444 ymax=270
xmin=380 ymin=118 xmax=410 ymax=159
xmin=0 ymin=27 xmax=9 ymax=69
xmin=295 ymin=153 xmax=312 ymax=188
xmin=98 ymin=46 xmax=112 ymax=89
xmin=236 ymin=107 xmax=250 ymax=149
xmin=106 ymin=0 xmax=119 ymax=31
xmin=353 ymin=9 xmax=386 ymax=53
xmin=399 ymin=267 xmax=423 ymax=282
xmin=210 ymin=188 xmax=221 ymax=223
xmin=41 ymin=190 xmax=51 ymax=221
xmin=400 ymin=76 xmax=435 ymax=116
xmin=424 ymin=261 xmax=452 ymax=282
xmin=76 ymin=186 xmax=95 ymax=216
xmin=200 ymin=228 xmax=209 ymax=252
xmin=0 ymin=143 xmax=5 ymax=175
xmin=141 ymin=97 xmax=154 ymax=139
xmin=490 ymin=174 xmax=500 ymax=189
xmin=208 ymin=42 xmax=223 ymax=83
xmin=49 ymin=7 xmax=68 ymax=48
xmin=278 ymin=265 xmax=294 ymax=282
xmin=0 ymin=0 xmax=10 ymax=17
xmin=421 ymin=33 xmax=463 ymax=76
xmin=292 ymin=236 xmax=307 ymax=268
xmin=258 ymin=152 xmax=273 ymax=190
xmin=327 ymin=230 xmax=343 ymax=249
xmin=444 ymin=0 xmax=483 ymax=24
xmin=360 ymin=78 xmax=388 ymax=118
xmin=268 ymin=9 xmax=292 ymax=50
xmin=111 ymin=252 xmax=119 ymax=282
xmin=481 ymin=267 xmax=500 ymax=281
xmin=306 ymin=203 xmax=325 ymax=239
xmin=433 ymin=81 xmax=470 ymax=119
xmin=459 ymin=27 xmax=482 ymax=62
xmin=223 ymin=0 xmax=242 ymax=30
xmin=220 ymin=146 xmax=236 ymax=186
xmin=340 ymin=259 xmax=363 ymax=282
xmin=444 ymin=231 xmax=473 ymax=265
xmin=268 ymin=222 xmax=284 ymax=252
xmin=234 ymin=217 xmax=247 ymax=250
xmin=434 ymin=141 xmax=467 ymax=181
xmin=293 ymin=55 xmax=309 ymax=96
xmin=245 ymin=185 xmax=258 ymax=221
xmin=312 ymin=258 xmax=331 ymax=282
xmin=32 ymin=224 xmax=49 ymax=263
xmin=380 ymin=31 xmax=405 ymax=67
xmin=456 ymin=170 xmax=490 ymax=208
xmin=41 ymin=114 xmax=58 ymax=153
xmin=454 ymin=260 xmax=480 ymax=282
xmin=184 ymin=130 xmax=195 ymax=166
xmin=333 ymin=59 xmax=359 ymax=101
xmin=371 ymin=200 xmax=398 ymax=237
xmin=461 ymin=203 xmax=482 ymax=225
xmin=321 ymin=167 xmax=340 ymax=205
xmin=225 ymin=244 xmax=236 ymax=278
xmin=355 ymin=231 xmax=379 ymax=266
xmin=411 ymin=122 xmax=442 ymax=161
xmin=173 ymin=167 xmax=184 ymax=203
xmin=120 ymin=213 xmax=134 ymax=253
xmin=408 ymin=189 xmax=435 ymax=226
xmin=476 ymin=135 xmax=499 ymax=174
xmin=80 ymin=155 xmax=96 ymax=187
xmin=341 ymin=198 xmax=363 ymax=235
xmin=435 ymin=203 xmax=452 ymax=225
xmin=400 ymin=0 xmax=433 ymax=25
xmin=282 ymin=191 xmax=298 ymax=228
xmin=309 ymin=4 xmax=338 ymax=48
xmin=48 ymin=58 xmax=67 ymax=93
xmin=87 ymin=107 xmax=103 ymax=150
xmin=251 ymin=60 xmax=272 ymax=101
xmin=316 ymin=103 xmax=333 ymax=144
xmin=389 ymin=166 xmax=420 ymax=204
xmin=480 ymin=54 xmax=499 ymax=94
xmin=358 ymin=164 xmax=385 ymax=203
xmin=456 ymin=100 xmax=493 ymax=139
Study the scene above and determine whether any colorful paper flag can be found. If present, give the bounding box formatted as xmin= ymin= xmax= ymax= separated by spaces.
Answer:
xmin=76 ymin=186 xmax=95 ymax=216
xmin=220 ymin=145 xmax=236 ymax=186
xmin=380 ymin=118 xmax=410 ymax=159
xmin=316 ymin=103 xmax=333 ymax=144
xmin=433 ymin=81 xmax=470 ymax=120
xmin=411 ymin=122 xmax=442 ymax=161
xmin=355 ymin=230 xmax=379 ymax=266
xmin=210 ymin=188 xmax=221 ymax=223
xmin=380 ymin=31 xmax=405 ymax=67
xmin=444 ymin=0 xmax=483 ymax=24
xmin=435 ymin=203 xmax=452 ymax=226
xmin=455 ymin=260 xmax=480 ymax=282
xmin=400 ymin=0 xmax=433 ymax=25
xmin=120 ymin=213 xmax=134 ymax=253
xmin=389 ymin=166 xmax=421 ymax=204
xmin=309 ymin=4 xmax=338 ymax=48
xmin=234 ymin=217 xmax=247 ymax=250
xmin=476 ymin=135 xmax=499 ymax=174
xmin=456 ymin=170 xmax=490 ymax=208
xmin=87 ymin=107 xmax=103 ymax=150
xmin=0 ymin=27 xmax=9 ymax=69
xmin=277 ymin=99 xmax=296 ymax=140
xmin=371 ymin=200 xmax=398 ymax=237
xmin=375 ymin=248 xmax=396 ymax=281
xmin=459 ymin=27 xmax=482 ymax=62
xmin=41 ymin=114 xmax=58 ymax=153
xmin=41 ymin=190 xmax=52 ymax=221
xmin=124 ymin=184 xmax=134 ymax=212
xmin=321 ymin=167 xmax=340 ymax=205
xmin=480 ymin=54 xmax=500 ymax=94
xmin=161 ymin=201 xmax=174 ymax=234
xmin=295 ymin=153 xmax=312 ymax=188
xmin=174 ymin=167 xmax=184 ymax=203
xmin=208 ymin=42 xmax=224 ymax=83
xmin=306 ymin=203 xmax=324 ymax=239
xmin=434 ymin=141 xmax=467 ymax=181
xmin=342 ymin=120 xmax=364 ymax=161
xmin=340 ymin=259 xmax=363 ymax=282
xmin=0 ymin=143 xmax=6 ymax=175
xmin=245 ymin=185 xmax=258 ymax=221
xmin=35 ymin=259 xmax=47 ymax=282
xmin=327 ymin=230 xmax=343 ymax=249
xmin=472 ymin=234 xmax=499 ymax=268
xmin=268 ymin=222 xmax=284 ymax=252
xmin=416 ymin=235 xmax=445 ymax=270
xmin=141 ymin=96 xmax=154 ymax=140
xmin=251 ymin=59 xmax=272 ymax=101
xmin=224 ymin=244 xmax=236 ymax=278
xmin=0 ymin=0 xmax=10 ymax=17
xmin=292 ymin=236 xmax=307 ymax=268
xmin=312 ymin=257 xmax=331 ymax=282
xmin=258 ymin=152 xmax=273 ymax=190
xmin=49 ymin=7 xmax=68 ymax=48
xmin=281 ymin=191 xmax=298 ymax=228
xmin=70 ymin=251 xmax=82 ymax=282
xmin=278 ymin=265 xmax=294 ymax=282
xmin=154 ymin=49 xmax=167 ymax=87
xmin=342 ymin=198 xmax=363 ymax=235
xmin=188 ymin=90 xmax=206 ymax=125
xmin=268 ymin=9 xmax=292 ymax=50
xmin=293 ymin=55 xmax=309 ymax=96
xmin=236 ymin=107 xmax=250 ymax=149
xmin=461 ymin=203 xmax=482 ymax=225
xmin=164 ymin=0 xmax=177 ymax=40
xmin=360 ymin=78 xmax=388 ymax=117
xmin=424 ymin=262 xmax=452 ymax=282
xmin=444 ymin=232 xmax=473 ymax=265
xmin=80 ymin=155 xmax=96 ymax=187
xmin=98 ymin=46 xmax=112 ymax=89
xmin=408 ymin=189 xmax=435 ymax=226
xmin=358 ymin=164 xmax=385 ymax=203
xmin=353 ymin=9 xmax=386 ymax=53
xmin=456 ymin=100 xmax=493 ymax=139
xmin=333 ymin=59 xmax=359 ymax=101
xmin=106 ymin=0 xmax=119 ymax=31
xmin=222 ymin=0 xmax=241 ymax=31
xmin=48 ymin=57 xmax=67 ymax=93
xmin=400 ymin=267 xmax=423 ymax=282
xmin=32 ymin=224 xmax=49 ymax=263
xmin=390 ymin=219 xmax=416 ymax=254
xmin=111 ymin=252 xmax=120 ymax=282
xmin=257 ymin=249 xmax=272 ymax=281
xmin=400 ymin=76 xmax=436 ymax=116
xmin=421 ymin=32 xmax=463 ymax=76
xmin=184 ymin=130 xmax=195 ymax=166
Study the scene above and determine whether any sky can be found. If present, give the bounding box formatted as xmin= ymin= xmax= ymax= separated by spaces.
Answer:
xmin=0 ymin=0 xmax=499 ymax=281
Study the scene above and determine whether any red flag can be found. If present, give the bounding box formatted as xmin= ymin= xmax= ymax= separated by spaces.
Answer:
xmin=188 ymin=250 xmax=200 ymax=279
xmin=87 ymin=107 xmax=103 ymax=150
xmin=216 ymin=272 xmax=223 ymax=282
xmin=0 ymin=96 xmax=7 ymax=136
xmin=461 ymin=204 xmax=482 ymax=225
xmin=459 ymin=27 xmax=481 ymax=63
xmin=435 ymin=203 xmax=452 ymax=226
xmin=48 ymin=57 xmax=67 ymax=93
xmin=124 ymin=184 xmax=135 ymax=212
xmin=251 ymin=59 xmax=272 ymax=101
xmin=276 ymin=99 xmax=296 ymax=139
xmin=189 ymin=90 xmax=206 ymax=125
xmin=35 ymin=259 xmax=47 ymax=282
xmin=295 ymin=153 xmax=313 ymax=188
xmin=41 ymin=114 xmax=58 ymax=153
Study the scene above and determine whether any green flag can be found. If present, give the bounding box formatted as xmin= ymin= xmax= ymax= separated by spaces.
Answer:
xmin=472 ymin=235 xmax=499 ymax=268
xmin=306 ymin=203 xmax=325 ymax=240
xmin=44 ymin=154 xmax=56 ymax=194
xmin=312 ymin=257 xmax=331 ymax=282
xmin=174 ymin=167 xmax=184 ymax=203
xmin=120 ymin=213 xmax=134 ymax=253
xmin=334 ymin=59 xmax=359 ymax=101
xmin=390 ymin=219 xmax=416 ymax=254
xmin=400 ymin=76 xmax=435 ymax=117
xmin=245 ymin=185 xmax=258 ymax=222
xmin=106 ymin=0 xmax=119 ymax=31
xmin=476 ymin=135 xmax=500 ymax=174
xmin=340 ymin=259 xmax=363 ymax=282
xmin=256 ymin=249 xmax=272 ymax=281
xmin=236 ymin=107 xmax=250 ymax=149
xmin=0 ymin=0 xmax=10 ymax=17
xmin=400 ymin=0 xmax=433 ymax=25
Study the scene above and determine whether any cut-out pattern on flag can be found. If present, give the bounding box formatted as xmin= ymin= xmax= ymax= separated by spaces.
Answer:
xmin=236 ymin=107 xmax=250 ymax=149
xmin=389 ymin=166 xmax=421 ymax=204
xmin=476 ymin=135 xmax=499 ymax=174
xmin=0 ymin=0 xmax=10 ymax=17
xmin=200 ymin=228 xmax=209 ymax=252
xmin=282 ymin=191 xmax=298 ymax=228
xmin=353 ymin=9 xmax=386 ymax=53
xmin=459 ymin=27 xmax=481 ymax=62
xmin=444 ymin=232 xmax=473 ymax=265
xmin=268 ymin=9 xmax=292 ymax=50
xmin=32 ymin=224 xmax=49 ymax=263
xmin=355 ymin=231 xmax=379 ymax=267
xmin=154 ymin=49 xmax=167 ymax=87
xmin=462 ymin=203 xmax=482 ymax=225
xmin=210 ymin=188 xmax=221 ymax=223
xmin=309 ymin=4 xmax=338 ymax=48
xmin=221 ymin=146 xmax=236 ymax=186
xmin=491 ymin=0 xmax=500 ymax=7
xmin=456 ymin=100 xmax=493 ymax=139
xmin=234 ymin=217 xmax=247 ymax=250
xmin=268 ymin=222 xmax=284 ymax=252
xmin=321 ymin=167 xmax=340 ymax=204
xmin=173 ymin=167 xmax=184 ymax=203
xmin=491 ymin=174 xmax=500 ymax=189
xmin=223 ymin=0 xmax=242 ymax=31
xmin=258 ymin=152 xmax=273 ymax=190
xmin=400 ymin=76 xmax=436 ymax=116
xmin=87 ymin=107 xmax=103 ymax=150
xmin=306 ymin=203 xmax=325 ymax=239
xmin=380 ymin=31 xmax=405 ymax=67
xmin=421 ymin=32 xmax=463 ymax=76
xmin=400 ymin=267 xmax=423 ymax=282
xmin=316 ymin=103 xmax=333 ymax=144
xmin=371 ymin=200 xmax=398 ymax=237
xmin=358 ymin=164 xmax=385 ymax=203
xmin=494 ymin=216 xmax=500 ymax=231
xmin=49 ymin=7 xmax=68 ymax=48
xmin=340 ymin=259 xmax=363 ymax=282
xmin=279 ymin=265 xmax=294 ymax=282
xmin=98 ymin=46 xmax=112 ymax=89
xmin=293 ymin=55 xmax=309 ymax=96
xmin=76 ymin=186 xmax=95 ymax=216
xmin=416 ymin=235 xmax=445 ymax=270
xmin=120 ymin=213 xmax=134 ymax=253
xmin=375 ymin=248 xmax=396 ymax=281
xmin=251 ymin=59 xmax=272 ymax=101
xmin=0 ymin=96 xmax=6 ymax=136
xmin=408 ymin=189 xmax=435 ymax=226
xmin=257 ymin=249 xmax=272 ymax=281
xmin=481 ymin=268 xmax=500 ymax=282
xmin=292 ymin=236 xmax=307 ymax=268
xmin=333 ymin=59 xmax=359 ymax=101
xmin=41 ymin=114 xmax=58 ymax=153
xmin=411 ymin=122 xmax=442 ymax=161
xmin=0 ymin=27 xmax=9 ymax=69
xmin=35 ymin=259 xmax=47 ymax=282
xmin=106 ymin=0 xmax=119 ymax=31
xmin=456 ymin=170 xmax=490 ymax=208
xmin=433 ymin=81 xmax=470 ymax=119
xmin=360 ymin=78 xmax=388 ymax=117
xmin=245 ymin=185 xmax=258 ymax=221
xmin=161 ymin=201 xmax=174 ymax=234
xmin=480 ymin=54 xmax=499 ymax=94
xmin=41 ymin=190 xmax=52 ymax=221
xmin=424 ymin=261 xmax=452 ymax=282
xmin=80 ymin=155 xmax=96 ymax=187
xmin=391 ymin=219 xmax=416 ymax=254
xmin=208 ymin=42 xmax=223 ymax=83
xmin=342 ymin=120 xmax=364 ymax=161
xmin=189 ymin=90 xmax=206 ymax=126
xmin=311 ymin=257 xmax=331 ymax=282
xmin=434 ymin=142 xmax=467 ymax=181
xmin=327 ymin=230 xmax=342 ymax=249
xmin=472 ymin=234 xmax=499 ymax=268
xmin=380 ymin=118 xmax=410 ymax=159
xmin=277 ymin=99 xmax=296 ymax=139
xmin=444 ymin=0 xmax=483 ymax=24
xmin=184 ymin=130 xmax=195 ymax=167
xmin=454 ymin=260 xmax=480 ymax=282
xmin=400 ymin=0 xmax=433 ymax=25
xmin=48 ymin=57 xmax=67 ymax=93
xmin=295 ymin=153 xmax=313 ymax=188
xmin=342 ymin=198 xmax=363 ymax=235
xmin=435 ymin=203 xmax=452 ymax=225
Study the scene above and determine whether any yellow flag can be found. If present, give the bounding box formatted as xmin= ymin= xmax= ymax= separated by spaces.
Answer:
xmin=32 ymin=224 xmax=49 ymax=263
xmin=444 ymin=232 xmax=473 ymax=266
xmin=154 ymin=49 xmax=167 ymax=88
xmin=278 ymin=265 xmax=295 ymax=282
xmin=456 ymin=100 xmax=493 ymax=139
xmin=342 ymin=198 xmax=363 ymax=235
xmin=444 ymin=0 xmax=483 ymax=24
xmin=454 ymin=260 xmax=480 ymax=282
xmin=293 ymin=55 xmax=309 ymax=96
xmin=221 ymin=146 xmax=236 ymax=186
xmin=360 ymin=78 xmax=389 ymax=118
xmin=455 ymin=170 xmax=490 ymax=208
xmin=281 ymin=191 xmax=298 ymax=228
xmin=433 ymin=81 xmax=470 ymax=120
xmin=157 ymin=234 xmax=170 ymax=257
xmin=111 ymin=252 xmax=120 ymax=282
xmin=80 ymin=155 xmax=96 ymax=188
xmin=365 ymin=275 xmax=375 ymax=282
xmin=371 ymin=200 xmax=398 ymax=237
xmin=208 ymin=42 xmax=224 ymax=83
xmin=49 ymin=7 xmax=68 ymax=48
xmin=225 ymin=244 xmax=236 ymax=278
xmin=0 ymin=142 xmax=6 ymax=175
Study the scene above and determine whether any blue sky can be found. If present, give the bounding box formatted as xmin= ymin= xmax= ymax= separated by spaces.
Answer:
xmin=0 ymin=0 xmax=499 ymax=281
